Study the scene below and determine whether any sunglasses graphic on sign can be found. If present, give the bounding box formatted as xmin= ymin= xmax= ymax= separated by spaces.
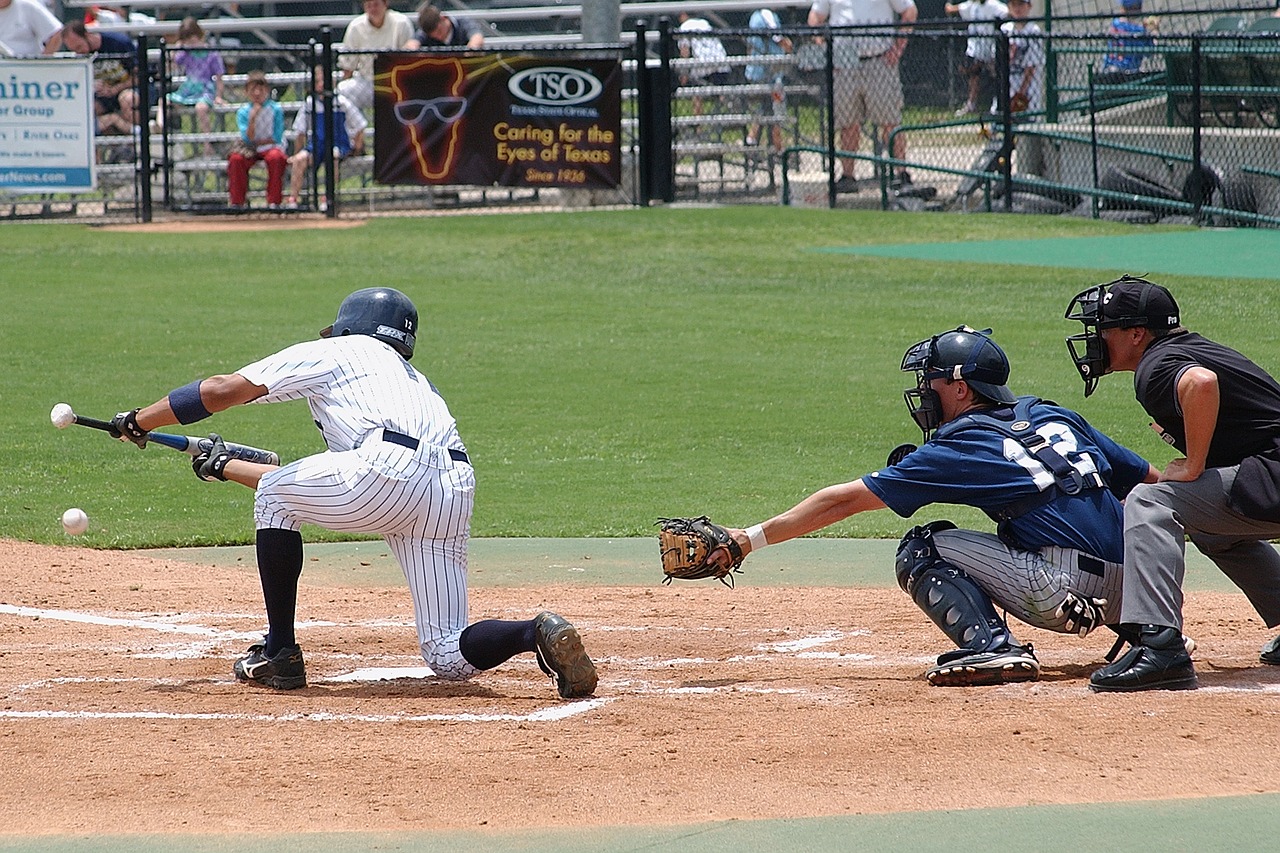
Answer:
xmin=393 ymin=96 xmax=468 ymax=128
xmin=388 ymin=58 xmax=468 ymax=181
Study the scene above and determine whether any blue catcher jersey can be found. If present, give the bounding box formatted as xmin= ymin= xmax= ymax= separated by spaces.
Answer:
xmin=863 ymin=397 xmax=1149 ymax=562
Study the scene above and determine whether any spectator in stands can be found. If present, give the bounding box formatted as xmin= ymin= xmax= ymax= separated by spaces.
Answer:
xmin=670 ymin=10 xmax=732 ymax=116
xmin=944 ymin=0 xmax=1008 ymax=116
xmin=745 ymin=7 xmax=793 ymax=154
xmin=166 ymin=17 xmax=226 ymax=157
xmin=677 ymin=11 xmax=732 ymax=116
xmin=60 ymin=18 xmax=140 ymax=135
xmin=809 ymin=0 xmax=917 ymax=193
xmin=0 ymin=0 xmax=62 ymax=57
xmin=85 ymin=4 xmax=156 ymax=27
xmin=228 ymin=69 xmax=287 ymax=210
xmin=338 ymin=0 xmax=414 ymax=111
xmin=1099 ymin=0 xmax=1157 ymax=84
xmin=1002 ymin=0 xmax=1043 ymax=119
xmin=404 ymin=3 xmax=484 ymax=49
xmin=286 ymin=66 xmax=368 ymax=210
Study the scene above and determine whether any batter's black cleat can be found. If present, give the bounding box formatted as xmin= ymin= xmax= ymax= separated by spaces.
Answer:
xmin=926 ymin=642 xmax=1039 ymax=687
xmin=1089 ymin=625 xmax=1197 ymax=692
xmin=1261 ymin=634 xmax=1280 ymax=665
xmin=533 ymin=611 xmax=597 ymax=699
xmin=233 ymin=642 xmax=307 ymax=690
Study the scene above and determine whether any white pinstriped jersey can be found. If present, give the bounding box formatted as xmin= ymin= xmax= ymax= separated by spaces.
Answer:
xmin=237 ymin=335 xmax=466 ymax=457
xmin=237 ymin=333 xmax=478 ymax=679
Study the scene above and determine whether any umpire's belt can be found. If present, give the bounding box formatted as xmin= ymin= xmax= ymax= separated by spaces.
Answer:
xmin=381 ymin=429 xmax=469 ymax=465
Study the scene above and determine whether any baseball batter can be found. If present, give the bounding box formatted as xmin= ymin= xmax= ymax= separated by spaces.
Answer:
xmin=109 ymin=287 xmax=597 ymax=697
xmin=1066 ymin=277 xmax=1280 ymax=692
xmin=711 ymin=326 xmax=1159 ymax=686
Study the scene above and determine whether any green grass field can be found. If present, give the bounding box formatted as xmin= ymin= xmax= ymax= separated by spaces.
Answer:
xmin=5 ymin=208 xmax=1276 ymax=548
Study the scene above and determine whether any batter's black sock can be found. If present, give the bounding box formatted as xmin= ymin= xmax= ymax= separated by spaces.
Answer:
xmin=458 ymin=619 xmax=537 ymax=671
xmin=256 ymin=528 xmax=304 ymax=656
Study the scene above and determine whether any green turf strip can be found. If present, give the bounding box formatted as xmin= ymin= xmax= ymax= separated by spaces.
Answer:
xmin=143 ymin=538 xmax=1241 ymax=592
xmin=4 ymin=792 xmax=1277 ymax=852
xmin=822 ymin=229 xmax=1280 ymax=280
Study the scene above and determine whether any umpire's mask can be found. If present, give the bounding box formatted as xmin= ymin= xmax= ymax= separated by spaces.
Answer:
xmin=1064 ymin=284 xmax=1110 ymax=397
xmin=1064 ymin=276 xmax=1179 ymax=397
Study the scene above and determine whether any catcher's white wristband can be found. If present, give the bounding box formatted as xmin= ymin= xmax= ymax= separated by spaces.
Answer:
xmin=745 ymin=524 xmax=769 ymax=552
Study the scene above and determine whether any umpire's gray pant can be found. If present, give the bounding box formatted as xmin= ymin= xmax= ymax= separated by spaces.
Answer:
xmin=1122 ymin=465 xmax=1280 ymax=631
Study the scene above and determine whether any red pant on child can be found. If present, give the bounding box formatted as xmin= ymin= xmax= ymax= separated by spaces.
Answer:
xmin=228 ymin=147 xmax=287 ymax=206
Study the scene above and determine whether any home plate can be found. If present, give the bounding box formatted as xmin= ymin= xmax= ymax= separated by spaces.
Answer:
xmin=326 ymin=666 xmax=437 ymax=682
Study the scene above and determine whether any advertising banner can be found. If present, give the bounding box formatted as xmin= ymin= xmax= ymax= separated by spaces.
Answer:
xmin=374 ymin=53 xmax=621 ymax=189
xmin=0 ymin=59 xmax=97 ymax=193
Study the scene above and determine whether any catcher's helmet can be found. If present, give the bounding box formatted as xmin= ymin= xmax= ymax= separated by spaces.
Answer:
xmin=1064 ymin=276 xmax=1179 ymax=397
xmin=901 ymin=326 xmax=1016 ymax=438
xmin=320 ymin=287 xmax=418 ymax=360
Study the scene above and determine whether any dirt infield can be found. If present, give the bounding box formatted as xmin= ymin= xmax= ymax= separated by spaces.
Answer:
xmin=3 ymin=538 xmax=1280 ymax=837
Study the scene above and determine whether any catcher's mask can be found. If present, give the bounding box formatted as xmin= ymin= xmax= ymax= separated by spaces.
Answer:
xmin=901 ymin=326 xmax=1016 ymax=440
xmin=1064 ymin=276 xmax=1180 ymax=397
xmin=321 ymin=287 xmax=418 ymax=360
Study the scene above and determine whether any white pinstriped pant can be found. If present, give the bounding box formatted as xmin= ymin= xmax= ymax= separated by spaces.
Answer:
xmin=254 ymin=441 xmax=478 ymax=680
xmin=932 ymin=528 xmax=1122 ymax=633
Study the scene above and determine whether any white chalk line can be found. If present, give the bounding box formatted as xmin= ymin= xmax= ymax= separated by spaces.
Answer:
xmin=0 ymin=697 xmax=612 ymax=724
xmin=0 ymin=602 xmax=982 ymax=713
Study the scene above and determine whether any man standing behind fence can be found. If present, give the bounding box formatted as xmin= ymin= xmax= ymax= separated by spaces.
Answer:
xmin=809 ymin=0 xmax=916 ymax=194
xmin=338 ymin=0 xmax=413 ymax=111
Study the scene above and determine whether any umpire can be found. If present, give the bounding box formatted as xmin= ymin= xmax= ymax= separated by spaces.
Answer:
xmin=1066 ymin=276 xmax=1280 ymax=692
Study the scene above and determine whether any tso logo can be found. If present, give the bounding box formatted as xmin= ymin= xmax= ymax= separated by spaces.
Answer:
xmin=508 ymin=67 xmax=602 ymax=106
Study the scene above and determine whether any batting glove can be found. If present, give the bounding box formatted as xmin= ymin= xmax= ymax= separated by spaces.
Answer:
xmin=109 ymin=408 xmax=148 ymax=448
xmin=1055 ymin=591 xmax=1108 ymax=637
xmin=192 ymin=434 xmax=232 ymax=482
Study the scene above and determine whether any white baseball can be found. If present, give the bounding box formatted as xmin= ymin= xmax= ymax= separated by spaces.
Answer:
xmin=51 ymin=403 xmax=75 ymax=430
xmin=61 ymin=508 xmax=89 ymax=536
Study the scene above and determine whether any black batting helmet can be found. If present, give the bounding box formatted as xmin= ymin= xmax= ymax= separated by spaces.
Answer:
xmin=320 ymin=287 xmax=418 ymax=360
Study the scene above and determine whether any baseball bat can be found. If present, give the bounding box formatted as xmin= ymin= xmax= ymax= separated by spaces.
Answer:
xmin=51 ymin=403 xmax=280 ymax=465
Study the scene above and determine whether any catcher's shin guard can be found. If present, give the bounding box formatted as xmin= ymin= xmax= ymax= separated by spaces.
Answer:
xmin=895 ymin=522 xmax=1011 ymax=654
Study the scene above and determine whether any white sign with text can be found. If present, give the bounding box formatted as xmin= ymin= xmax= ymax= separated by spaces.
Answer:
xmin=0 ymin=59 xmax=97 ymax=193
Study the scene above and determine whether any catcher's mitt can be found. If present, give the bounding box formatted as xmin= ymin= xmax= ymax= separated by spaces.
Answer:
xmin=1010 ymin=91 xmax=1030 ymax=114
xmin=657 ymin=516 xmax=744 ymax=587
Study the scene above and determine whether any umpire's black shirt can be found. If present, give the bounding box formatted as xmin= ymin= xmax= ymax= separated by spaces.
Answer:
xmin=1135 ymin=330 xmax=1280 ymax=469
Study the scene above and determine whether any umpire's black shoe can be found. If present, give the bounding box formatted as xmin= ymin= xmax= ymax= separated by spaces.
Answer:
xmin=1089 ymin=625 xmax=1197 ymax=692
xmin=233 ymin=642 xmax=307 ymax=690
xmin=533 ymin=612 xmax=597 ymax=699
xmin=1261 ymin=634 xmax=1280 ymax=665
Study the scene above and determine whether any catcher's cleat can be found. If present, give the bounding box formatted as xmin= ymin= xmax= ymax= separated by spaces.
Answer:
xmin=925 ymin=643 xmax=1040 ymax=687
xmin=233 ymin=642 xmax=307 ymax=690
xmin=533 ymin=611 xmax=598 ymax=699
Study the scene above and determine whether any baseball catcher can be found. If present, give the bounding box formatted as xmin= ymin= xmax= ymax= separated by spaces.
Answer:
xmin=684 ymin=326 xmax=1164 ymax=689
xmin=657 ymin=516 xmax=744 ymax=586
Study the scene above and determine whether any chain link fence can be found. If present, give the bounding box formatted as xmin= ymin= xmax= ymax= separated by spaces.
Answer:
xmin=654 ymin=16 xmax=1280 ymax=227
xmin=6 ymin=5 xmax=1278 ymax=226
